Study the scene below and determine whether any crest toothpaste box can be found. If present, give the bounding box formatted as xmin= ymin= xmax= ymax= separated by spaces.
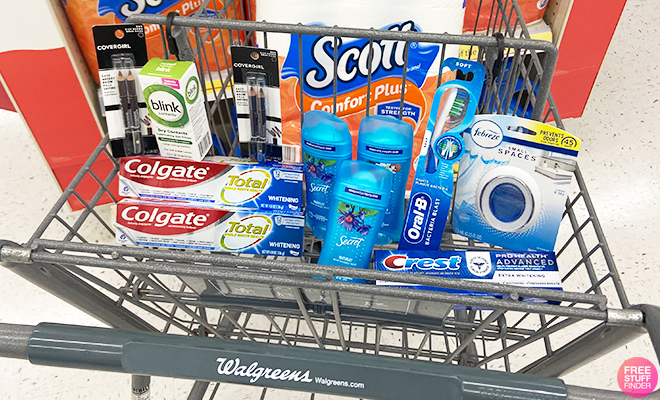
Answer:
xmin=138 ymin=58 xmax=212 ymax=161
xmin=119 ymin=156 xmax=303 ymax=212
xmin=116 ymin=199 xmax=305 ymax=257
xmin=374 ymin=250 xmax=562 ymax=303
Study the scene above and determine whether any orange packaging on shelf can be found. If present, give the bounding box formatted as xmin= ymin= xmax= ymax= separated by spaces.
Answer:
xmin=463 ymin=0 xmax=547 ymax=33
xmin=61 ymin=0 xmax=255 ymax=83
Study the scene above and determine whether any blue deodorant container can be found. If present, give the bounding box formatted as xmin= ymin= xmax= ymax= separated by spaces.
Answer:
xmin=301 ymin=110 xmax=353 ymax=239
xmin=357 ymin=115 xmax=413 ymax=245
xmin=318 ymin=160 xmax=393 ymax=283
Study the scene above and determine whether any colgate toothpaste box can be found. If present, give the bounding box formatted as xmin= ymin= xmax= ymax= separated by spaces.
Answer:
xmin=374 ymin=250 xmax=562 ymax=303
xmin=116 ymin=199 xmax=305 ymax=257
xmin=119 ymin=156 xmax=303 ymax=212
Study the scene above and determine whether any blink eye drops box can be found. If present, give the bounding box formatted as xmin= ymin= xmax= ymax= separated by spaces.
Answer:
xmin=374 ymin=250 xmax=562 ymax=303
xmin=119 ymin=156 xmax=303 ymax=212
xmin=116 ymin=199 xmax=305 ymax=257
xmin=138 ymin=58 xmax=212 ymax=161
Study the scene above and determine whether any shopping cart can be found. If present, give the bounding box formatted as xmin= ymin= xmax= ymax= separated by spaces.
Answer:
xmin=1 ymin=0 xmax=658 ymax=398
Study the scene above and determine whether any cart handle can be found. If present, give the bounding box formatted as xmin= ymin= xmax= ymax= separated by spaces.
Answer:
xmin=0 ymin=322 xmax=647 ymax=400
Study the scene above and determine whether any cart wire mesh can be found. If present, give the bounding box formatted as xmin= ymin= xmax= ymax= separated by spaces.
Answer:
xmin=0 ymin=0 xmax=648 ymax=398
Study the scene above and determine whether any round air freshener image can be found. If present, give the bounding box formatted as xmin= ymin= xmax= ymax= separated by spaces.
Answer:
xmin=475 ymin=166 xmax=542 ymax=233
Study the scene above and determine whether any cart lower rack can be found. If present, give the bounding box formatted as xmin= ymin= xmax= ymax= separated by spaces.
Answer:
xmin=1 ymin=0 xmax=659 ymax=398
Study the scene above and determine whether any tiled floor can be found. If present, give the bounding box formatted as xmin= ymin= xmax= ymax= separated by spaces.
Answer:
xmin=1 ymin=0 xmax=659 ymax=398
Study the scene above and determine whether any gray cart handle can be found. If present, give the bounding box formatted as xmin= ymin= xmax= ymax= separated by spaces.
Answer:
xmin=1 ymin=321 xmax=656 ymax=399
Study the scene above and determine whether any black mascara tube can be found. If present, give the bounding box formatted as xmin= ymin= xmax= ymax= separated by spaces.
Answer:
xmin=247 ymin=74 xmax=266 ymax=163
xmin=126 ymin=71 xmax=143 ymax=155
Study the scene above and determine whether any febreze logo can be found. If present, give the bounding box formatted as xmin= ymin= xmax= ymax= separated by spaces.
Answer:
xmin=144 ymin=85 xmax=189 ymax=127
xmin=402 ymin=192 xmax=431 ymax=244
xmin=280 ymin=21 xmax=438 ymax=118
xmin=383 ymin=254 xmax=461 ymax=271
xmin=220 ymin=170 xmax=271 ymax=205
xmin=220 ymin=215 xmax=272 ymax=251
xmin=470 ymin=120 xmax=503 ymax=148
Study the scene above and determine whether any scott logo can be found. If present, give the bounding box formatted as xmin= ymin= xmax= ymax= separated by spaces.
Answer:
xmin=304 ymin=21 xmax=416 ymax=90
xmin=124 ymin=159 xmax=209 ymax=180
xmin=383 ymin=254 xmax=461 ymax=271
xmin=120 ymin=205 xmax=208 ymax=227
xmin=221 ymin=215 xmax=272 ymax=251
xmin=99 ymin=0 xmax=179 ymax=22
xmin=402 ymin=192 xmax=431 ymax=244
xmin=281 ymin=21 xmax=438 ymax=98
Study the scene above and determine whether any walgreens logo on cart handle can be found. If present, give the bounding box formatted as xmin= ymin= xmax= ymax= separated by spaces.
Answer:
xmin=216 ymin=357 xmax=313 ymax=384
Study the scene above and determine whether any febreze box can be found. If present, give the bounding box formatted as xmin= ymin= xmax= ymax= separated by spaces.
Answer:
xmin=119 ymin=156 xmax=303 ymax=211
xmin=374 ymin=250 xmax=562 ymax=302
xmin=116 ymin=199 xmax=305 ymax=256
xmin=138 ymin=58 xmax=212 ymax=161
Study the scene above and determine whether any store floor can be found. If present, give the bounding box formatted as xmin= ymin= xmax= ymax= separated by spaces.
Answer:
xmin=1 ymin=0 xmax=658 ymax=398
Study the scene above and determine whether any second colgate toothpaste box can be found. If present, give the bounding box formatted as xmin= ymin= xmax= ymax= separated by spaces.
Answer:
xmin=119 ymin=156 xmax=303 ymax=212
xmin=116 ymin=199 xmax=305 ymax=257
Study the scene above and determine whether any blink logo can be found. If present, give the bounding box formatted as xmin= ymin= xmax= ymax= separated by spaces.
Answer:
xmin=145 ymin=85 xmax=188 ymax=126
xmin=150 ymin=99 xmax=181 ymax=113
xmin=403 ymin=192 xmax=431 ymax=243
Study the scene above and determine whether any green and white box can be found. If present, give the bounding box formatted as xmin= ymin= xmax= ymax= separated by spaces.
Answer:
xmin=138 ymin=58 xmax=212 ymax=161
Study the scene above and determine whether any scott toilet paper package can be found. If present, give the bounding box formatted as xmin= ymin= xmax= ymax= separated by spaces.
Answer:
xmin=256 ymin=0 xmax=466 ymax=188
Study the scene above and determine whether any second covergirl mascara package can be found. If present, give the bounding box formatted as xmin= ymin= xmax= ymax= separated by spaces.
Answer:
xmin=230 ymin=46 xmax=284 ymax=163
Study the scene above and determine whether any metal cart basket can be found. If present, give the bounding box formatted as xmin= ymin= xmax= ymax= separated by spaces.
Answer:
xmin=1 ymin=0 xmax=659 ymax=398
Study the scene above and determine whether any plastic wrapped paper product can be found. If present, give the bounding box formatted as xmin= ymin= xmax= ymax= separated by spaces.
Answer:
xmin=256 ymin=0 xmax=466 ymax=189
xmin=62 ymin=0 xmax=255 ymax=82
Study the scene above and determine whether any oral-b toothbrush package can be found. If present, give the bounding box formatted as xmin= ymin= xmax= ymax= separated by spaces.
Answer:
xmin=398 ymin=58 xmax=485 ymax=250
xmin=452 ymin=115 xmax=581 ymax=252
xmin=230 ymin=46 xmax=284 ymax=163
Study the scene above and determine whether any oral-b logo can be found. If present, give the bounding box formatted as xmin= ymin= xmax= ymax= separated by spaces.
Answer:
xmin=383 ymin=254 xmax=461 ymax=271
xmin=124 ymin=159 xmax=209 ymax=180
xmin=121 ymin=206 xmax=208 ymax=227
xmin=403 ymin=192 xmax=431 ymax=244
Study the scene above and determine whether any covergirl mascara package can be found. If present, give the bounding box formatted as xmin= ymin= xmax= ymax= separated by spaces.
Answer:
xmin=230 ymin=46 xmax=285 ymax=163
xmin=93 ymin=24 xmax=158 ymax=158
